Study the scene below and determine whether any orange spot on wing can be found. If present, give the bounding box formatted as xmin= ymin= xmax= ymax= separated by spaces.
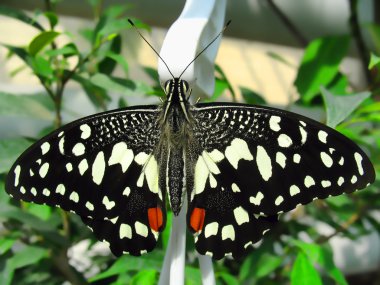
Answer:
xmin=190 ymin=207 xmax=206 ymax=232
xmin=148 ymin=207 xmax=163 ymax=232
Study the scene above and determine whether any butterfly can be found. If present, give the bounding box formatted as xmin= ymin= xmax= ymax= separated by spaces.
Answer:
xmin=5 ymin=20 xmax=375 ymax=260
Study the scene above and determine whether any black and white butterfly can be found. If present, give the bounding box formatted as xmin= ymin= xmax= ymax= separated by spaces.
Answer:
xmin=5 ymin=21 xmax=375 ymax=260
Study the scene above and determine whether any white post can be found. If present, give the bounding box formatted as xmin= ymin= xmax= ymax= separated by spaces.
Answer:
xmin=157 ymin=0 xmax=226 ymax=284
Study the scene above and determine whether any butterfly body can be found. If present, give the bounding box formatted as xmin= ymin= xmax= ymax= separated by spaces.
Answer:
xmin=5 ymin=77 xmax=375 ymax=259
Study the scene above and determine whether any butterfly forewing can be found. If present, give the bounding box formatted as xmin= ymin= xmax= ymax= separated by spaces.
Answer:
xmin=6 ymin=105 xmax=166 ymax=256
xmin=187 ymin=103 xmax=375 ymax=258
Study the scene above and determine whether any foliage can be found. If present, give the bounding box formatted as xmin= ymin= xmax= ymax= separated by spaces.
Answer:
xmin=0 ymin=1 xmax=379 ymax=285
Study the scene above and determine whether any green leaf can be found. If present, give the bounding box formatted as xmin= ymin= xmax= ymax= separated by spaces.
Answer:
xmin=43 ymin=12 xmax=58 ymax=29
xmin=254 ymin=253 xmax=283 ymax=278
xmin=185 ymin=266 xmax=202 ymax=285
xmin=291 ymin=252 xmax=322 ymax=285
xmin=267 ymin=51 xmax=296 ymax=68
xmin=320 ymin=87 xmax=371 ymax=128
xmin=240 ymin=87 xmax=267 ymax=105
xmin=131 ymin=269 xmax=157 ymax=285
xmin=103 ymin=51 xmax=129 ymax=76
xmin=1 ymin=246 xmax=48 ymax=285
xmin=364 ymin=23 xmax=380 ymax=53
xmin=1 ymin=45 xmax=29 ymax=66
xmin=89 ymin=253 xmax=163 ymax=282
xmin=28 ymin=31 xmax=61 ymax=56
xmin=27 ymin=56 xmax=54 ymax=78
xmin=26 ymin=204 xmax=52 ymax=221
xmin=72 ymin=74 xmax=111 ymax=108
xmin=0 ymin=5 xmax=44 ymax=31
xmin=217 ymin=272 xmax=239 ymax=285
xmin=0 ymin=138 xmax=32 ymax=173
xmin=44 ymin=43 xmax=79 ymax=58
xmin=369 ymin=53 xmax=380 ymax=69
xmin=90 ymin=73 xmax=135 ymax=94
xmin=208 ymin=78 xmax=229 ymax=102
xmin=98 ymin=35 xmax=122 ymax=74
xmin=0 ymin=92 xmax=53 ymax=120
xmin=0 ymin=239 xmax=15 ymax=255
xmin=292 ymin=241 xmax=348 ymax=285
xmin=295 ymin=36 xmax=350 ymax=104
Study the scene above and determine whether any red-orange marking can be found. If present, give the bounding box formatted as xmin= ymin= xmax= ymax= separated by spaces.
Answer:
xmin=148 ymin=207 xmax=163 ymax=232
xmin=190 ymin=207 xmax=206 ymax=232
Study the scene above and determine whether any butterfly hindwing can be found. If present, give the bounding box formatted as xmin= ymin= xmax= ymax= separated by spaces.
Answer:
xmin=6 ymin=105 xmax=166 ymax=255
xmin=187 ymin=103 xmax=375 ymax=259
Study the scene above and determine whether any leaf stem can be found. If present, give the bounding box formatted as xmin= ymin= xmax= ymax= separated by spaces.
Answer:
xmin=348 ymin=0 xmax=372 ymax=85
xmin=266 ymin=0 xmax=308 ymax=47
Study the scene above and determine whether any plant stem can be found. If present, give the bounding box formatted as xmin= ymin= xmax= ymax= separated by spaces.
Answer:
xmin=52 ymin=249 xmax=88 ymax=285
xmin=266 ymin=0 xmax=308 ymax=47
xmin=348 ymin=0 xmax=372 ymax=85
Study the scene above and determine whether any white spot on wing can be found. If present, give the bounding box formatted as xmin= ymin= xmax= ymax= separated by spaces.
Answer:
xmin=256 ymin=146 xmax=272 ymax=181
xmin=42 ymin=188 xmax=50 ymax=196
xmin=321 ymin=180 xmax=331 ymax=188
xmin=299 ymin=126 xmax=307 ymax=144
xmin=80 ymin=124 xmax=91 ymax=139
xmin=204 ymin=222 xmax=219 ymax=238
xmin=321 ymin=152 xmax=333 ymax=168
xmin=135 ymin=221 xmax=148 ymax=237
xmin=293 ymin=154 xmax=301 ymax=164
xmin=202 ymin=151 xmax=221 ymax=174
xmin=56 ymin=184 xmax=65 ymax=195
xmin=278 ymin=134 xmax=293 ymax=148
xmin=59 ymin=137 xmax=65 ymax=154
xmin=39 ymin=162 xmax=49 ymax=178
xmin=102 ymin=196 xmax=116 ymax=210
xmin=318 ymin=130 xmax=328 ymax=143
xmin=134 ymin=152 xmax=149 ymax=165
xmin=208 ymin=149 xmax=224 ymax=162
xmin=233 ymin=207 xmax=249 ymax=225
xmin=78 ymin=159 xmax=88 ymax=175
xmin=209 ymin=174 xmax=217 ymax=188
xmin=304 ymin=176 xmax=315 ymax=188
xmin=337 ymin=177 xmax=344 ymax=186
xmin=221 ymin=225 xmax=235 ymax=241
xmin=72 ymin=143 xmax=85 ymax=156
xmin=41 ymin=142 xmax=50 ymax=155
xmin=123 ymin=187 xmax=131 ymax=196
xmin=92 ymin=151 xmax=105 ymax=185
xmin=275 ymin=195 xmax=284 ymax=206
xmin=289 ymin=185 xmax=300 ymax=196
xmin=250 ymin=192 xmax=264 ymax=206
xmin=225 ymin=138 xmax=253 ymax=169
xmin=194 ymin=156 xmax=209 ymax=195
xmin=120 ymin=224 xmax=132 ymax=239
xmin=108 ymin=142 xmax=134 ymax=172
xmin=276 ymin=152 xmax=286 ymax=168
xmin=66 ymin=163 xmax=73 ymax=172
xmin=69 ymin=191 xmax=79 ymax=203
xmin=20 ymin=186 xmax=26 ymax=194
xmin=31 ymin=187 xmax=37 ymax=196
xmin=86 ymin=201 xmax=94 ymax=211
xmin=231 ymin=183 xmax=241 ymax=193
xmin=351 ymin=175 xmax=357 ymax=184
xmin=269 ymin=116 xmax=281 ymax=132
xmin=354 ymin=152 xmax=364 ymax=175
xmin=14 ymin=165 xmax=21 ymax=187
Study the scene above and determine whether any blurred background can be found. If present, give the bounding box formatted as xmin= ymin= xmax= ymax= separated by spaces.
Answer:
xmin=0 ymin=1 xmax=379 ymax=284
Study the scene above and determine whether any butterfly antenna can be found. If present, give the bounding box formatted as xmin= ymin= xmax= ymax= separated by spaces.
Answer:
xmin=128 ymin=19 xmax=175 ymax=79
xmin=178 ymin=20 xmax=231 ymax=80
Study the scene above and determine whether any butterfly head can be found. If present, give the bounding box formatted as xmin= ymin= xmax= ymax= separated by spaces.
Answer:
xmin=163 ymin=78 xmax=192 ymax=103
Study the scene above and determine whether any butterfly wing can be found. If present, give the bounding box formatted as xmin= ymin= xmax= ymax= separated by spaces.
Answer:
xmin=6 ymin=105 xmax=165 ymax=256
xmin=188 ymin=102 xmax=375 ymax=259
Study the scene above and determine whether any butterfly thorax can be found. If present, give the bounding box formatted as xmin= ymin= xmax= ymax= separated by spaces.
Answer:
xmin=158 ymin=78 xmax=194 ymax=215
